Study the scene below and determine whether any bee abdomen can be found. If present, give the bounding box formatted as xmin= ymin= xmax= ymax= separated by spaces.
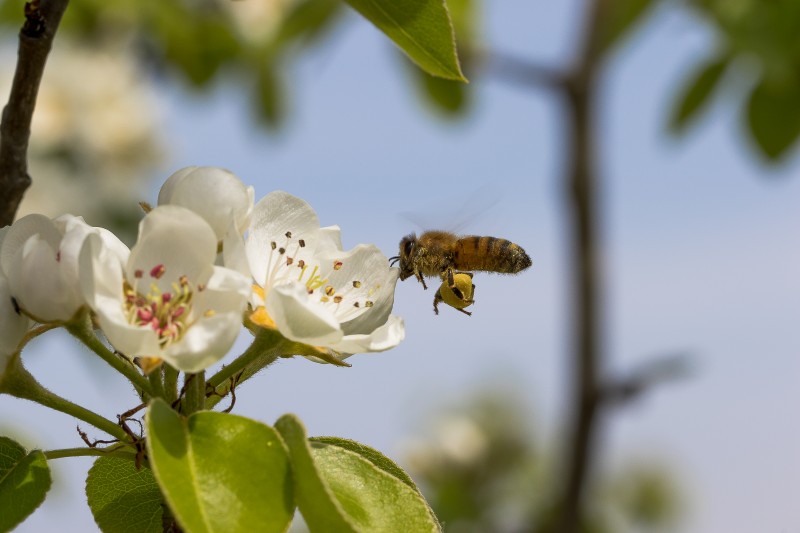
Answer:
xmin=456 ymin=236 xmax=532 ymax=274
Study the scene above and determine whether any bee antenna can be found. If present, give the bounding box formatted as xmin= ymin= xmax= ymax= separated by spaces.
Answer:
xmin=388 ymin=256 xmax=400 ymax=266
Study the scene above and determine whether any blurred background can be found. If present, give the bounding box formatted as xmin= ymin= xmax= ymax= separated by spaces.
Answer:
xmin=1 ymin=0 xmax=799 ymax=531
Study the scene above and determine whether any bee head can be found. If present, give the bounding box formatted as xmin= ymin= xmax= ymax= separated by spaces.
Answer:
xmin=392 ymin=233 xmax=417 ymax=280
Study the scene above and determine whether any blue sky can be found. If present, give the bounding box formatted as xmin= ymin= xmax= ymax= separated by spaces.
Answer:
xmin=3 ymin=2 xmax=800 ymax=531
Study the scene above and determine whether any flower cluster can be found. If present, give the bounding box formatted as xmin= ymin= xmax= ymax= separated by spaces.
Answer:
xmin=1 ymin=166 xmax=404 ymax=378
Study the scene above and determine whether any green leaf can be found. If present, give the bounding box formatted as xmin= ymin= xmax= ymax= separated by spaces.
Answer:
xmin=414 ymin=70 xmax=468 ymax=115
xmin=273 ymin=0 xmax=344 ymax=49
xmin=344 ymin=0 xmax=466 ymax=81
xmin=0 ymin=437 xmax=52 ymax=532
xmin=276 ymin=416 xmax=440 ymax=532
xmin=145 ymin=399 xmax=293 ymax=533
xmin=310 ymin=436 xmax=441 ymax=530
xmin=275 ymin=415 xmax=358 ymax=533
xmin=669 ymin=56 xmax=729 ymax=133
xmin=86 ymin=456 xmax=163 ymax=533
xmin=310 ymin=441 xmax=441 ymax=532
xmin=598 ymin=0 xmax=655 ymax=53
xmin=746 ymin=75 xmax=800 ymax=160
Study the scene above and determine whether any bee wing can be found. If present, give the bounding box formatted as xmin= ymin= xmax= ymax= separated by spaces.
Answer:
xmin=398 ymin=184 xmax=503 ymax=234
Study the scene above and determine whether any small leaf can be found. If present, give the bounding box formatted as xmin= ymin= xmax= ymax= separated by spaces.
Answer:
xmin=668 ymin=55 xmax=728 ymax=133
xmin=598 ymin=0 xmax=655 ymax=53
xmin=414 ymin=70 xmax=468 ymax=115
xmin=310 ymin=442 xmax=441 ymax=532
xmin=86 ymin=456 xmax=163 ymax=533
xmin=275 ymin=415 xmax=358 ymax=533
xmin=309 ymin=436 xmax=419 ymax=491
xmin=344 ymin=0 xmax=466 ymax=81
xmin=311 ymin=436 xmax=441 ymax=530
xmin=746 ymin=75 xmax=800 ymax=161
xmin=0 ymin=437 xmax=52 ymax=532
xmin=255 ymin=62 xmax=286 ymax=129
xmin=273 ymin=0 xmax=344 ymax=49
xmin=145 ymin=399 xmax=293 ymax=533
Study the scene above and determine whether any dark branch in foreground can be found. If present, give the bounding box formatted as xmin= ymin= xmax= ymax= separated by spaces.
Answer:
xmin=0 ymin=0 xmax=71 ymax=226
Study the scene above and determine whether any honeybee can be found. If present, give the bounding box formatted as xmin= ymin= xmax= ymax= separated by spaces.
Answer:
xmin=389 ymin=231 xmax=531 ymax=315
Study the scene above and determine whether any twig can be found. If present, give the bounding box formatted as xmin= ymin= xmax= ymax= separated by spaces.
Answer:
xmin=478 ymin=49 xmax=566 ymax=91
xmin=0 ymin=0 xmax=71 ymax=226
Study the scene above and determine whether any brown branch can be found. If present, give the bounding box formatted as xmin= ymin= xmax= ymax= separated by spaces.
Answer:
xmin=477 ymin=49 xmax=566 ymax=92
xmin=553 ymin=1 xmax=611 ymax=531
xmin=0 ymin=0 xmax=70 ymax=227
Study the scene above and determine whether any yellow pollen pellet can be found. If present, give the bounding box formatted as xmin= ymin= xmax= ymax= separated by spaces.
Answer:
xmin=365 ymin=301 xmax=373 ymax=307
xmin=333 ymin=295 xmax=343 ymax=304
xmin=352 ymin=280 xmax=361 ymax=288
xmin=333 ymin=261 xmax=343 ymax=270
xmin=325 ymin=286 xmax=335 ymax=297
xmin=204 ymin=309 xmax=216 ymax=317
xmin=320 ymin=296 xmax=330 ymax=303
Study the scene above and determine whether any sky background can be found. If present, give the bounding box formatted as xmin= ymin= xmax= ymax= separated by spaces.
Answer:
xmin=2 ymin=1 xmax=800 ymax=532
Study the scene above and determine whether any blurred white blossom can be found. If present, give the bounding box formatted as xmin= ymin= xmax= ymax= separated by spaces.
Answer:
xmin=1 ymin=38 xmax=163 ymax=230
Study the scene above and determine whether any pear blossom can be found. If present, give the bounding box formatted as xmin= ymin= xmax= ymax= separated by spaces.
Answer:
xmin=0 ymin=214 xmax=128 ymax=323
xmin=80 ymin=205 xmax=250 ymax=372
xmin=158 ymin=166 xmax=254 ymax=241
xmin=227 ymin=191 xmax=404 ymax=360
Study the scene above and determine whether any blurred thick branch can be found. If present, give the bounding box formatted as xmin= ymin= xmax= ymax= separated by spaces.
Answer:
xmin=553 ymin=1 xmax=608 ymax=531
xmin=0 ymin=0 xmax=70 ymax=226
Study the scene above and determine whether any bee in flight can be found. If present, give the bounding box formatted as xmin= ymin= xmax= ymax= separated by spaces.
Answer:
xmin=389 ymin=231 xmax=532 ymax=315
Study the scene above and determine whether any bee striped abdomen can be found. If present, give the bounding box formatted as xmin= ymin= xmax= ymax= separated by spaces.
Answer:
xmin=455 ymin=236 xmax=532 ymax=274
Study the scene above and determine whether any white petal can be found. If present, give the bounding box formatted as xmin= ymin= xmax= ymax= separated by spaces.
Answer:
xmin=0 ymin=214 xmax=61 ymax=276
xmin=316 ymin=244 xmax=398 ymax=323
xmin=222 ymin=217 xmax=252 ymax=279
xmin=266 ymin=281 xmax=343 ymax=346
xmin=158 ymin=166 xmax=253 ymax=240
xmin=162 ymin=311 xmax=243 ymax=372
xmin=318 ymin=225 xmax=343 ymax=252
xmin=8 ymin=234 xmax=80 ymax=322
xmin=192 ymin=266 xmax=250 ymax=319
xmin=127 ymin=205 xmax=217 ymax=294
xmin=331 ymin=315 xmax=405 ymax=356
xmin=0 ymin=274 xmax=30 ymax=356
xmin=246 ymin=191 xmax=322 ymax=287
xmin=80 ymin=233 xmax=161 ymax=357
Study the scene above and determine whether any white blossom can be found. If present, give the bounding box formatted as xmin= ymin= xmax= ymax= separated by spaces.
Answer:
xmin=80 ymin=206 xmax=250 ymax=372
xmin=0 ymin=214 xmax=127 ymax=323
xmin=228 ymin=191 xmax=404 ymax=360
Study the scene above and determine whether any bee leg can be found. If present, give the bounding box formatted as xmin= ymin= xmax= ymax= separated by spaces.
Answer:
xmin=443 ymin=268 xmax=455 ymax=289
xmin=456 ymin=308 xmax=472 ymax=316
xmin=433 ymin=288 xmax=443 ymax=315
xmin=415 ymin=270 xmax=428 ymax=290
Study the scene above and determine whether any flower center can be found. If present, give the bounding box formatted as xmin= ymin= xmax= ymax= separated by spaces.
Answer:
xmin=124 ymin=264 xmax=203 ymax=347
xmin=262 ymin=230 xmax=377 ymax=322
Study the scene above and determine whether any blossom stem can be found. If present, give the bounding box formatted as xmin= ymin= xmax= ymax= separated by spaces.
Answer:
xmin=148 ymin=368 xmax=165 ymax=399
xmin=66 ymin=319 xmax=154 ymax=398
xmin=44 ymin=445 xmax=135 ymax=460
xmin=182 ymin=371 xmax=205 ymax=415
xmin=164 ymin=365 xmax=179 ymax=404
xmin=205 ymin=329 xmax=285 ymax=409
xmin=2 ymin=355 xmax=129 ymax=442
